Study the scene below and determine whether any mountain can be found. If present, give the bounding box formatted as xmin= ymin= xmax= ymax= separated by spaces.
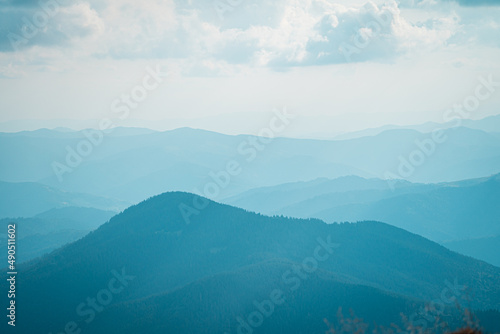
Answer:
xmin=3 ymin=114 xmax=499 ymax=140
xmin=0 ymin=181 xmax=129 ymax=218
xmin=86 ymin=261 xmax=424 ymax=334
xmin=334 ymin=114 xmax=500 ymax=140
xmin=312 ymin=174 xmax=500 ymax=242
xmin=2 ymin=192 xmax=499 ymax=333
xmin=1 ymin=126 xmax=500 ymax=203
xmin=0 ymin=228 xmax=88 ymax=265
xmin=0 ymin=207 xmax=116 ymax=263
xmin=1 ymin=206 xmax=115 ymax=237
xmin=444 ymin=235 xmax=500 ymax=268
xmin=226 ymin=174 xmax=500 ymax=244
xmin=223 ymin=175 xmax=420 ymax=215
xmin=33 ymin=206 xmax=117 ymax=231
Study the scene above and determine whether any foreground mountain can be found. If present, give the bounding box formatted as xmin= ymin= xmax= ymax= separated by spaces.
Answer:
xmin=2 ymin=192 xmax=499 ymax=333
xmin=86 ymin=261 xmax=425 ymax=334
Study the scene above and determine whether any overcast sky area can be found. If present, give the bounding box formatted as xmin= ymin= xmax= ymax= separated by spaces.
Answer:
xmin=0 ymin=0 xmax=499 ymax=136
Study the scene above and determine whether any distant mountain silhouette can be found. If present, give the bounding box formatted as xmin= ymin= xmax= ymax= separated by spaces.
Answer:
xmin=306 ymin=174 xmax=500 ymax=243
xmin=0 ymin=181 xmax=128 ymax=218
xmin=226 ymin=174 xmax=500 ymax=244
xmin=0 ymin=206 xmax=115 ymax=263
xmin=224 ymin=175 xmax=418 ymax=214
xmin=1 ymin=126 xmax=500 ymax=202
xmin=444 ymin=235 xmax=500 ymax=268
xmin=333 ymin=114 xmax=500 ymax=140
xmin=2 ymin=192 xmax=499 ymax=333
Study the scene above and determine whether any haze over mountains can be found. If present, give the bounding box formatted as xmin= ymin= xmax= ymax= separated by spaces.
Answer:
xmin=1 ymin=114 xmax=500 ymax=203
xmin=0 ymin=181 xmax=128 ymax=219
xmin=2 ymin=113 xmax=500 ymax=140
xmin=0 ymin=207 xmax=116 ymax=264
xmin=2 ymin=0 xmax=500 ymax=331
xmin=223 ymin=172 xmax=500 ymax=268
xmin=333 ymin=114 xmax=500 ymax=140
xmin=1 ymin=116 xmax=500 ymax=265
xmin=1 ymin=115 xmax=500 ymax=333
xmin=225 ymin=174 xmax=500 ymax=242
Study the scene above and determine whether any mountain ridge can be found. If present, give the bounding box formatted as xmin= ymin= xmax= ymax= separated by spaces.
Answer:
xmin=2 ymin=192 xmax=499 ymax=333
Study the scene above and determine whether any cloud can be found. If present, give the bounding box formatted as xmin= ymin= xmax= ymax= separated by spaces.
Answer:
xmin=0 ymin=0 xmax=497 ymax=73
xmin=449 ymin=0 xmax=500 ymax=6
xmin=0 ymin=1 xmax=103 ymax=52
xmin=294 ymin=2 xmax=403 ymax=65
xmin=400 ymin=0 xmax=500 ymax=7
xmin=205 ymin=1 xmax=460 ymax=67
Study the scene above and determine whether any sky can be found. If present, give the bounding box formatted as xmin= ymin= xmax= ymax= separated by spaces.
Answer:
xmin=0 ymin=0 xmax=500 ymax=136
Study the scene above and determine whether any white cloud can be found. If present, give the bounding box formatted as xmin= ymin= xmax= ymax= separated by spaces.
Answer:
xmin=207 ymin=0 xmax=461 ymax=67
xmin=0 ymin=0 xmax=498 ymax=73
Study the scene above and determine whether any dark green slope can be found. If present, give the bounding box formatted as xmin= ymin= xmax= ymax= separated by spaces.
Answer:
xmin=2 ymin=192 xmax=499 ymax=333
xmin=86 ymin=261 xmax=426 ymax=334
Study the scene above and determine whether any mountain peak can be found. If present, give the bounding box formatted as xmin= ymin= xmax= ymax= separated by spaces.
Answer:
xmin=99 ymin=191 xmax=224 ymax=234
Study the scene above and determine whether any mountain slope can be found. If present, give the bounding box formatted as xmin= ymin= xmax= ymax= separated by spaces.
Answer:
xmin=2 ymin=192 xmax=499 ymax=333
xmin=86 ymin=261 xmax=427 ymax=334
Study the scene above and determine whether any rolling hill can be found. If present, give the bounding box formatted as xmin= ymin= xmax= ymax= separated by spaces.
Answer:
xmin=2 ymin=192 xmax=499 ymax=333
